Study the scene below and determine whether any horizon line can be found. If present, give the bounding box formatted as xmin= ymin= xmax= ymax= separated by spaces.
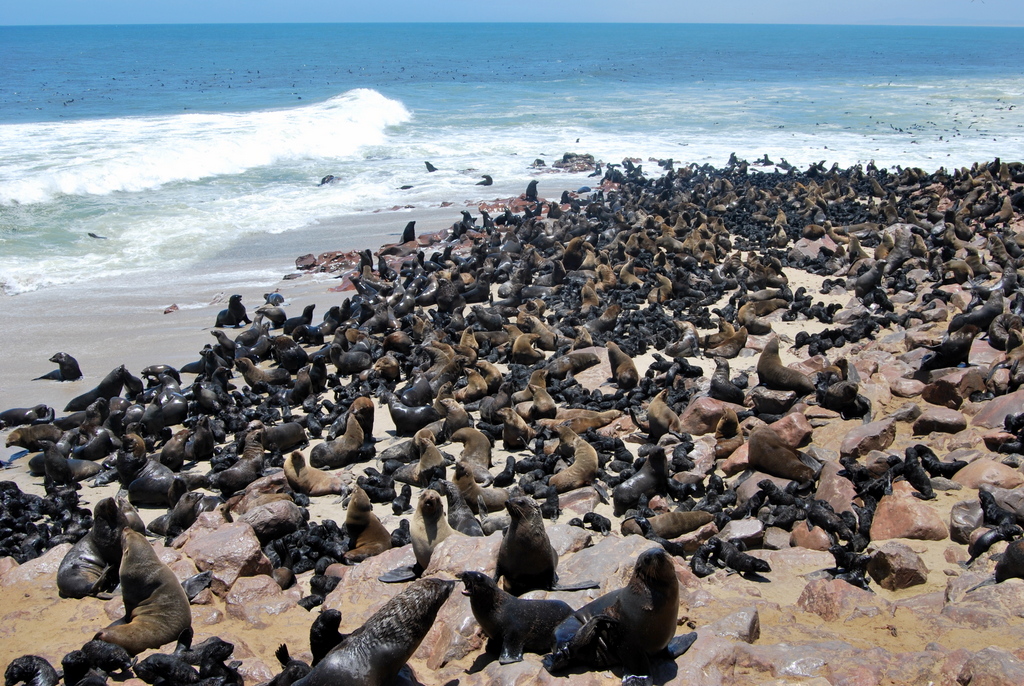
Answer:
xmin=3 ymin=20 xmax=1024 ymax=28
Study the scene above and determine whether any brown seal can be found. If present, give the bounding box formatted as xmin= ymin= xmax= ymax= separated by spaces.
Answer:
xmin=705 ymin=324 xmax=748 ymax=359
xmin=606 ymin=341 xmax=639 ymax=390
xmin=343 ymin=485 xmax=392 ymax=563
xmin=634 ymin=390 xmax=679 ymax=443
xmin=291 ymin=578 xmax=454 ymax=686
xmin=5 ymin=423 xmax=63 ymax=451
xmin=393 ymin=429 xmax=446 ymax=487
xmin=496 ymin=408 xmax=535 ymax=450
xmin=621 ymin=511 xmax=714 ymax=538
xmin=747 ymin=424 xmax=815 ymax=483
xmin=495 ymin=496 xmax=557 ymax=595
xmin=548 ymin=430 xmax=599 ymax=493
xmin=310 ymin=414 xmax=364 ymax=469
xmin=756 ymin=337 xmax=815 ymax=396
xmin=235 ymin=357 xmax=291 ymax=387
xmin=612 ymin=445 xmax=669 ymax=516
xmin=57 ymin=498 xmax=128 ymax=598
xmin=455 ymin=461 xmax=508 ymax=514
xmin=737 ymin=298 xmax=787 ymax=335
xmin=411 ymin=489 xmax=460 ymax=570
xmin=94 ymin=529 xmax=191 ymax=655
xmin=714 ymin=408 xmax=744 ymax=459
xmin=284 ymin=451 xmax=345 ymax=496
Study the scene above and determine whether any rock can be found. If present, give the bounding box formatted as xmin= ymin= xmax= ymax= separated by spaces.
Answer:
xmin=557 ymin=534 xmax=658 ymax=593
xmin=735 ymin=472 xmax=791 ymax=508
xmin=547 ymin=524 xmax=592 ymax=556
xmin=0 ymin=544 xmax=70 ymax=588
xmin=704 ymin=606 xmax=760 ymax=643
xmin=890 ymin=377 xmax=926 ymax=398
xmin=669 ymin=521 xmax=719 ymax=555
xmin=952 ymin=459 xmax=1024 ymax=490
xmin=891 ymin=402 xmax=923 ymax=422
xmin=768 ymin=412 xmax=812 ymax=449
xmin=224 ymin=574 xmax=300 ymax=628
xmin=230 ymin=472 xmax=290 ymax=513
xmin=814 ymin=460 xmax=857 ymax=515
xmin=972 ymin=389 xmax=1024 ymax=429
xmin=762 ymin=526 xmax=791 ymax=550
xmin=720 ymin=442 xmax=750 ymax=476
xmin=558 ymin=487 xmax=601 ymax=517
xmin=717 ymin=517 xmax=764 ymax=546
xmin=677 ymin=396 xmax=743 ymax=436
xmin=867 ymin=540 xmax=929 ymax=590
xmin=949 ymin=499 xmax=984 ymax=544
xmin=921 ymin=368 xmax=986 ymax=409
xmin=988 ymin=486 xmax=1024 ymax=523
xmin=797 ymin=577 xmax=892 ymax=622
xmin=425 ymin=532 xmax=502 ymax=577
xmin=957 ymin=646 xmax=1024 ymax=685
xmin=840 ymin=417 xmax=896 ymax=458
xmin=870 ymin=493 xmax=949 ymax=541
xmin=181 ymin=521 xmax=273 ymax=595
xmin=748 ymin=386 xmax=798 ymax=415
xmin=238 ymin=500 xmax=305 ymax=544
xmin=983 ymin=431 xmax=1017 ymax=452
xmin=790 ymin=522 xmax=832 ymax=551
xmin=913 ymin=407 xmax=967 ymax=435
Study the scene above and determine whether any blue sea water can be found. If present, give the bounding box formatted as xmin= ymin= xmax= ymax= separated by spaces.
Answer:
xmin=1 ymin=23 xmax=1023 ymax=295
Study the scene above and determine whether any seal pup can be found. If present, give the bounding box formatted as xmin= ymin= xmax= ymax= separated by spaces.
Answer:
xmin=544 ymin=548 xmax=696 ymax=682
xmin=94 ymin=529 xmax=191 ymax=655
xmin=4 ymin=656 xmax=59 ymax=686
xmin=291 ymin=577 xmax=454 ymax=686
xmin=457 ymin=570 xmax=574 ymax=664
xmin=756 ymin=337 xmax=816 ymax=396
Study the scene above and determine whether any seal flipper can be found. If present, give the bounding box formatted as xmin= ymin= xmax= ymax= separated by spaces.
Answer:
xmin=498 ymin=636 xmax=526 ymax=665
xmin=551 ymin=579 xmax=600 ymax=591
xmin=33 ymin=369 xmax=63 ymax=381
xmin=665 ymin=631 xmax=698 ymax=659
xmin=181 ymin=570 xmax=212 ymax=600
xmin=378 ymin=563 xmax=421 ymax=584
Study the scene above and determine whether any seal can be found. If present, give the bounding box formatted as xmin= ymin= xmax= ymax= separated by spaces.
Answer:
xmin=284 ymin=451 xmax=345 ymax=496
xmin=747 ymin=424 xmax=815 ymax=483
xmin=545 ymin=548 xmax=696 ymax=681
xmin=756 ymin=337 xmax=815 ymax=396
xmin=411 ymin=489 xmax=460 ymax=571
xmin=291 ymin=577 xmax=454 ymax=686
xmin=621 ymin=510 xmax=714 ymax=538
xmin=32 ymin=351 xmax=83 ymax=382
xmin=309 ymin=414 xmax=364 ymax=469
xmin=5 ymin=423 xmax=63 ymax=451
xmin=94 ymin=529 xmax=192 ymax=656
xmin=612 ymin=445 xmax=668 ymax=516
xmin=457 ymin=570 xmax=574 ymax=664
xmin=606 ymin=341 xmax=639 ymax=390
xmin=57 ymin=497 xmax=128 ymax=598
xmin=343 ymin=485 xmax=392 ymax=563
xmin=4 ymin=656 xmax=59 ymax=686
xmin=65 ymin=364 xmax=127 ymax=412
xmin=455 ymin=460 xmax=508 ymax=514
xmin=0 ymin=404 xmax=53 ymax=429
xmin=495 ymin=496 xmax=557 ymax=596
xmin=548 ymin=430 xmax=599 ymax=493
xmin=215 ymin=294 xmax=251 ymax=328
xmin=393 ymin=429 xmax=446 ymax=487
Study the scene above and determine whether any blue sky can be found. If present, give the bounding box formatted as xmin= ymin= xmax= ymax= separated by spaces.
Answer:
xmin=3 ymin=0 xmax=1023 ymax=26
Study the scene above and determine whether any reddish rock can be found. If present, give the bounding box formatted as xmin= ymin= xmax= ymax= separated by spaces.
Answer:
xmin=790 ymin=522 xmax=832 ymax=551
xmin=0 ymin=556 xmax=18 ymax=578
xmin=768 ymin=412 xmax=813 ymax=448
xmin=952 ymin=459 xmax=1024 ymax=490
xmin=425 ymin=532 xmax=502 ymax=577
xmin=677 ymin=396 xmax=743 ymax=436
xmin=720 ymin=442 xmax=750 ymax=476
xmin=972 ymin=389 xmax=1024 ymax=429
xmin=230 ymin=472 xmax=290 ymax=513
xmin=791 ymin=355 xmax=833 ymax=376
xmin=547 ymin=524 xmax=592 ymax=557
xmin=958 ymin=646 xmax=1024 ymax=686
xmin=913 ymin=407 xmax=968 ymax=435
xmin=970 ymin=338 xmax=1007 ymax=369
xmin=717 ymin=518 xmax=764 ymax=546
xmin=890 ymin=377 xmax=926 ymax=398
xmin=0 ymin=544 xmax=70 ymax=588
xmin=735 ymin=472 xmax=791 ymax=508
xmin=815 ymin=460 xmax=857 ymax=515
xmin=871 ymin=493 xmax=949 ymax=541
xmin=224 ymin=574 xmax=300 ymax=628
xmin=891 ymin=402 xmax=923 ymax=422
xmin=748 ymin=386 xmax=798 ymax=415
xmin=557 ymin=534 xmax=656 ymax=593
xmin=239 ymin=499 xmax=305 ymax=545
xmin=949 ymin=499 xmax=984 ymax=544
xmin=558 ymin=487 xmax=602 ymax=516
xmin=181 ymin=521 xmax=273 ymax=595
xmin=983 ymin=431 xmax=1017 ymax=451
xmin=762 ymin=526 xmax=791 ymax=550
xmin=922 ymin=368 xmax=987 ymax=410
xmin=669 ymin=521 xmax=719 ymax=555
xmin=840 ymin=417 xmax=896 ymax=458
xmin=323 ymin=546 xmax=416 ymax=629
xmin=797 ymin=577 xmax=892 ymax=622
xmin=867 ymin=540 xmax=929 ymax=590
xmin=704 ymin=606 xmax=760 ymax=643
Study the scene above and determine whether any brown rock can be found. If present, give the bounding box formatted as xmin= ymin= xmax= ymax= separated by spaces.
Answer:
xmin=557 ymin=534 xmax=655 ymax=592
xmin=181 ymin=521 xmax=273 ymax=595
xmin=425 ymin=532 xmax=502 ymax=577
xmin=748 ymin=386 xmax=798 ymax=415
xmin=952 ymin=459 xmax=1024 ymax=490
xmin=957 ymin=646 xmax=1024 ymax=686
xmin=890 ymin=377 xmax=926 ymax=398
xmin=546 ymin=524 xmax=592 ymax=557
xmin=224 ymin=574 xmax=300 ymax=628
xmin=762 ymin=526 xmax=791 ymax=550
xmin=704 ymin=606 xmax=760 ymax=643
xmin=983 ymin=431 xmax=1017 ymax=451
xmin=840 ymin=417 xmax=896 ymax=458
xmin=922 ymin=368 xmax=987 ymax=410
xmin=797 ymin=577 xmax=892 ymax=622
xmin=867 ymin=540 xmax=929 ymax=590
xmin=891 ymin=402 xmax=923 ymax=422
xmin=717 ymin=518 xmax=764 ymax=546
xmin=870 ymin=493 xmax=949 ymax=541
xmin=814 ymin=460 xmax=857 ymax=515
xmin=972 ymin=389 xmax=1024 ymax=429
xmin=230 ymin=472 xmax=290 ymax=513
xmin=323 ymin=546 xmax=416 ymax=629
xmin=677 ymin=396 xmax=743 ymax=436
xmin=0 ymin=544 xmax=70 ymax=588
xmin=768 ymin=412 xmax=813 ymax=449
xmin=949 ymin=498 xmax=984 ymax=544
xmin=238 ymin=499 xmax=305 ymax=545
xmin=790 ymin=522 xmax=832 ymax=551
xmin=913 ymin=407 xmax=968 ymax=435
xmin=720 ymin=442 xmax=750 ymax=476
xmin=558 ymin=487 xmax=602 ymax=517
xmin=735 ymin=472 xmax=791 ymax=508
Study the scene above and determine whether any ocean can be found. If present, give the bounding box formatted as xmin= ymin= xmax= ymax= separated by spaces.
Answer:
xmin=1 ymin=23 xmax=1023 ymax=296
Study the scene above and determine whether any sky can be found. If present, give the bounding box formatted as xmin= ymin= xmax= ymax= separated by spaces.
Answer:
xmin=3 ymin=0 xmax=1024 ymax=26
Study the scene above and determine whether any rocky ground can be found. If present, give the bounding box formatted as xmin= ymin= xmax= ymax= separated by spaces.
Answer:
xmin=4 ymin=157 xmax=1024 ymax=686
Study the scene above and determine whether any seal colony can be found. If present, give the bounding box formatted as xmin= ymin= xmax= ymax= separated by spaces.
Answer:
xmin=5 ymin=154 xmax=1024 ymax=684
